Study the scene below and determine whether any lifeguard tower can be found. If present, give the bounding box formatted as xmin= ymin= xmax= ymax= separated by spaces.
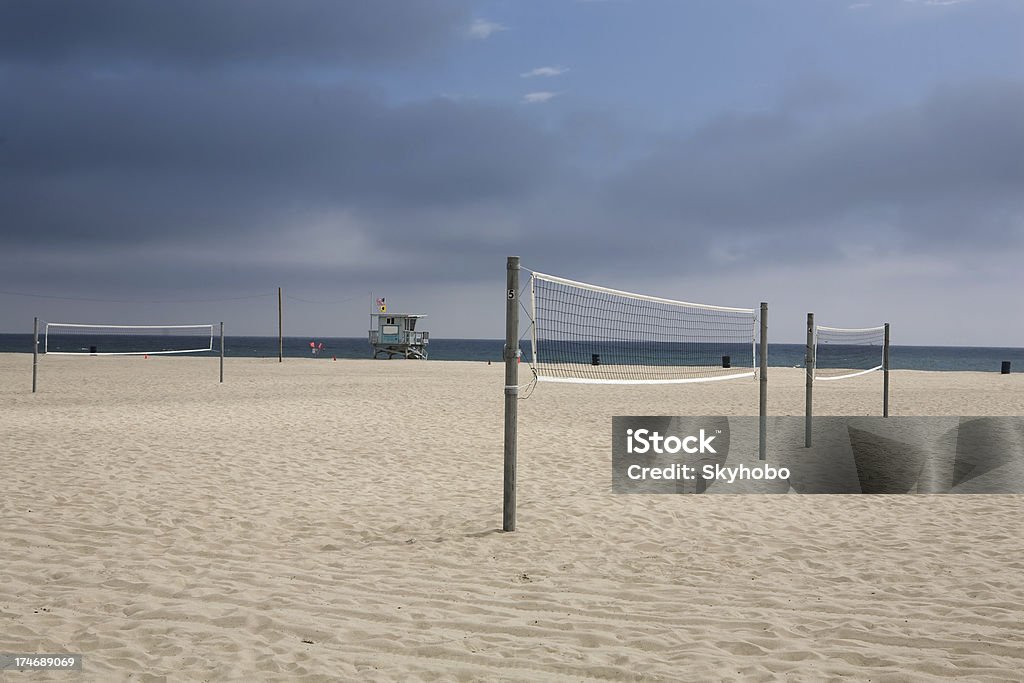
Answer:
xmin=369 ymin=313 xmax=429 ymax=359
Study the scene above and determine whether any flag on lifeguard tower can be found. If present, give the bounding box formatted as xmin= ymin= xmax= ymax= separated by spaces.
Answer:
xmin=377 ymin=297 xmax=386 ymax=313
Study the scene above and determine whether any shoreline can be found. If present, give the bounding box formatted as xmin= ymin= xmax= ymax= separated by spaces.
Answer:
xmin=4 ymin=351 xmax=1023 ymax=375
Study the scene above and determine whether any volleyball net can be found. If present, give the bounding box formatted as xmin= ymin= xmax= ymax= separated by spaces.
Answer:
xmin=43 ymin=322 xmax=215 ymax=356
xmin=527 ymin=271 xmax=758 ymax=384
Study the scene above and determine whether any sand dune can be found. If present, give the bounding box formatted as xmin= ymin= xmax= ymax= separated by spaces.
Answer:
xmin=2 ymin=354 xmax=1022 ymax=680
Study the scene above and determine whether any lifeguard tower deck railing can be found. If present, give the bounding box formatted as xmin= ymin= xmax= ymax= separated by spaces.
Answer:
xmin=369 ymin=313 xmax=429 ymax=359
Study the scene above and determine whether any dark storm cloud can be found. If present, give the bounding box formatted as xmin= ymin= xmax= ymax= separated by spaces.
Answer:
xmin=599 ymin=81 xmax=1024 ymax=264
xmin=0 ymin=67 xmax=562 ymax=251
xmin=0 ymin=0 xmax=472 ymax=66
xmin=1 ymin=56 xmax=1021 ymax=298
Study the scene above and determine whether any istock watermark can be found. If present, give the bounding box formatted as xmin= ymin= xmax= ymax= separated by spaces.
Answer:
xmin=612 ymin=416 xmax=1024 ymax=494
xmin=626 ymin=428 xmax=718 ymax=454
xmin=625 ymin=462 xmax=791 ymax=483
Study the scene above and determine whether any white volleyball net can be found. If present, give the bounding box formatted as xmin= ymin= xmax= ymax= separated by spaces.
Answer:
xmin=526 ymin=272 xmax=758 ymax=384
xmin=43 ymin=323 xmax=215 ymax=356
xmin=813 ymin=325 xmax=886 ymax=381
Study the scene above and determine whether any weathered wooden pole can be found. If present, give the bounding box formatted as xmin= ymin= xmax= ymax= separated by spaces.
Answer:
xmin=805 ymin=313 xmax=814 ymax=447
xmin=503 ymin=256 xmax=520 ymax=532
xmin=32 ymin=316 xmax=39 ymax=393
xmin=278 ymin=287 xmax=283 ymax=363
xmin=759 ymin=302 xmax=768 ymax=460
xmin=220 ymin=322 xmax=225 ymax=383
xmin=883 ymin=322 xmax=890 ymax=418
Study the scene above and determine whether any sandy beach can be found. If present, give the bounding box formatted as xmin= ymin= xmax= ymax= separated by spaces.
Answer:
xmin=2 ymin=353 xmax=1023 ymax=681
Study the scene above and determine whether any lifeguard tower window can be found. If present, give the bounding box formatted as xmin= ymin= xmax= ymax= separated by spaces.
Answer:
xmin=382 ymin=325 xmax=399 ymax=335
xmin=385 ymin=317 xmax=395 ymax=325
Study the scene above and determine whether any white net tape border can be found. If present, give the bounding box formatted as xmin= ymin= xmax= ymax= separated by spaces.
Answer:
xmin=529 ymin=272 xmax=756 ymax=313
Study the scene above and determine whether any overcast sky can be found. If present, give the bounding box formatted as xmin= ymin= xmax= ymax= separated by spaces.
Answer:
xmin=1 ymin=0 xmax=1022 ymax=344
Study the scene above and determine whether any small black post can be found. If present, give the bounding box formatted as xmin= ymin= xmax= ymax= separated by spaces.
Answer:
xmin=722 ymin=355 xmax=731 ymax=369
xmin=1001 ymin=361 xmax=1012 ymax=375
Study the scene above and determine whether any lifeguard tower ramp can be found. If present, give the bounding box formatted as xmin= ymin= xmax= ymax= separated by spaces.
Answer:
xmin=369 ymin=313 xmax=429 ymax=359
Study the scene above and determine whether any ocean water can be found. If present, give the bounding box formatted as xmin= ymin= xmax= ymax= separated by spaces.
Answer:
xmin=0 ymin=334 xmax=1021 ymax=372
